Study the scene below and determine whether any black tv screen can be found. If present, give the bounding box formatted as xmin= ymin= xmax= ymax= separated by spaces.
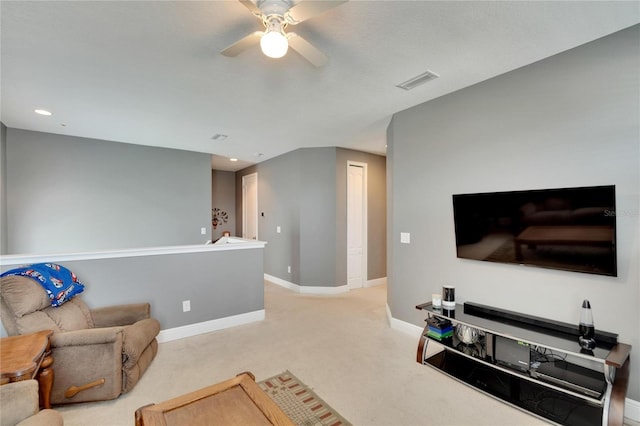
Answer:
xmin=452 ymin=185 xmax=616 ymax=276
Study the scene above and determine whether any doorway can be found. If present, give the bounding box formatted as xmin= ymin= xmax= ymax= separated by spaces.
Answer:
xmin=347 ymin=162 xmax=367 ymax=289
xmin=242 ymin=173 xmax=258 ymax=240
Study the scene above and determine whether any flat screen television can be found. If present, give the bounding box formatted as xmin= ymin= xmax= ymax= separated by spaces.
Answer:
xmin=452 ymin=185 xmax=616 ymax=276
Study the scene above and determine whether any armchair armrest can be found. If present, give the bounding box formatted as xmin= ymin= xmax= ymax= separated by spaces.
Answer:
xmin=16 ymin=410 xmax=64 ymax=426
xmin=91 ymin=303 xmax=151 ymax=328
xmin=122 ymin=318 xmax=161 ymax=369
xmin=0 ymin=380 xmax=39 ymax=426
xmin=49 ymin=328 xmax=125 ymax=403
xmin=50 ymin=326 xmax=124 ymax=347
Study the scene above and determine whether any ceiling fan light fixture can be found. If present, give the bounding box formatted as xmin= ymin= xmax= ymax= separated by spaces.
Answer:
xmin=222 ymin=0 xmax=347 ymax=66
xmin=260 ymin=29 xmax=288 ymax=58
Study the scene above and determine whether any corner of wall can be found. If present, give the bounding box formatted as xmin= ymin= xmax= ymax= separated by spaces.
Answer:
xmin=0 ymin=122 xmax=7 ymax=254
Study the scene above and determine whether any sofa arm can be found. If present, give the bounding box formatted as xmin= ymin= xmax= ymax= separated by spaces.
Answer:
xmin=122 ymin=318 xmax=161 ymax=369
xmin=49 ymin=328 xmax=125 ymax=404
xmin=50 ymin=326 xmax=124 ymax=347
xmin=17 ymin=410 xmax=64 ymax=426
xmin=91 ymin=303 xmax=151 ymax=328
xmin=0 ymin=380 xmax=39 ymax=426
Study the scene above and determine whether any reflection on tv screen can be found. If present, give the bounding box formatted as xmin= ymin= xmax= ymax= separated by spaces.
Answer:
xmin=452 ymin=185 xmax=616 ymax=276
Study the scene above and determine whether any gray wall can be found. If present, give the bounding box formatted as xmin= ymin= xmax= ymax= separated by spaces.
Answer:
xmin=299 ymin=147 xmax=338 ymax=286
xmin=1 ymin=247 xmax=265 ymax=335
xmin=211 ymin=169 xmax=236 ymax=241
xmin=4 ymin=129 xmax=211 ymax=254
xmin=388 ymin=26 xmax=639 ymax=400
xmin=0 ymin=123 xmax=7 ymax=254
xmin=236 ymin=151 xmax=302 ymax=283
xmin=237 ymin=147 xmax=386 ymax=287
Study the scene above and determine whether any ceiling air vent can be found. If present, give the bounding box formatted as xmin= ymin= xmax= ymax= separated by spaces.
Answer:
xmin=396 ymin=70 xmax=440 ymax=91
xmin=211 ymin=134 xmax=228 ymax=141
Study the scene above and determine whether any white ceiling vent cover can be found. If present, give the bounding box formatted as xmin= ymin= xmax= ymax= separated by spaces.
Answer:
xmin=211 ymin=134 xmax=228 ymax=141
xmin=396 ymin=70 xmax=440 ymax=90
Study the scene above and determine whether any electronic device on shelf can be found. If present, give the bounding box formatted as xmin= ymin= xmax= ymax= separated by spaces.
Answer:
xmin=532 ymin=360 xmax=607 ymax=399
xmin=494 ymin=335 xmax=531 ymax=373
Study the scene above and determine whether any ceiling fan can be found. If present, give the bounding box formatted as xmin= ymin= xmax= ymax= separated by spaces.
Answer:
xmin=221 ymin=0 xmax=347 ymax=67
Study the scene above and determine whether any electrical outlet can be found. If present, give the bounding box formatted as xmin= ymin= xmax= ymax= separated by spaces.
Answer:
xmin=200 ymin=227 xmax=206 ymax=235
xmin=287 ymin=266 xmax=291 ymax=273
xmin=182 ymin=300 xmax=191 ymax=312
xmin=400 ymin=232 xmax=411 ymax=244
xmin=277 ymin=226 xmax=281 ymax=233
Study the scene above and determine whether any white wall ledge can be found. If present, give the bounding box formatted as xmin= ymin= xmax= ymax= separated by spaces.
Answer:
xmin=0 ymin=239 xmax=267 ymax=266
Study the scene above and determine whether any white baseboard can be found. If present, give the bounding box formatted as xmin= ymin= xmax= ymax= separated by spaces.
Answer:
xmin=386 ymin=303 xmax=423 ymax=337
xmin=157 ymin=309 xmax=265 ymax=343
xmin=264 ymin=274 xmax=349 ymax=295
xmin=366 ymin=277 xmax=387 ymax=288
xmin=384 ymin=306 xmax=640 ymax=422
xmin=264 ymin=274 xmax=298 ymax=291
xmin=626 ymin=397 xmax=640 ymax=423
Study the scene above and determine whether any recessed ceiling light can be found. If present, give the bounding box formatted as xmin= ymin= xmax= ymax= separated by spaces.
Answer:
xmin=34 ymin=109 xmax=52 ymax=116
xmin=229 ymin=158 xmax=238 ymax=162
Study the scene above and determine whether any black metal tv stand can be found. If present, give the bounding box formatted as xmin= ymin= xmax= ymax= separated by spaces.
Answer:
xmin=416 ymin=302 xmax=631 ymax=426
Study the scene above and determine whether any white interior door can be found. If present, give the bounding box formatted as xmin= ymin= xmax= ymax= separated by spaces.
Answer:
xmin=347 ymin=162 xmax=367 ymax=289
xmin=242 ymin=173 xmax=258 ymax=239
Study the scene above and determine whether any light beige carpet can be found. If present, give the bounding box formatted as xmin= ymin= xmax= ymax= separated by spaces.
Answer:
xmin=56 ymin=281 xmax=548 ymax=426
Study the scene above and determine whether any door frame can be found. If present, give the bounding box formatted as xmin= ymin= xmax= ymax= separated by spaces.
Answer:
xmin=242 ymin=172 xmax=258 ymax=240
xmin=347 ymin=161 xmax=368 ymax=289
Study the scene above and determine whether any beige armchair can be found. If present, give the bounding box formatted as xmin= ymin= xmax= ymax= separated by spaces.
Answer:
xmin=0 ymin=275 xmax=160 ymax=405
xmin=0 ymin=379 xmax=63 ymax=426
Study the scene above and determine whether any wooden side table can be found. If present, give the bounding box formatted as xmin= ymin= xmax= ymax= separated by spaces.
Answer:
xmin=135 ymin=372 xmax=295 ymax=426
xmin=0 ymin=329 xmax=54 ymax=409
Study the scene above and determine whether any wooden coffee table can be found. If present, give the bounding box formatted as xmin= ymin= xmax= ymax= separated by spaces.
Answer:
xmin=514 ymin=225 xmax=614 ymax=261
xmin=135 ymin=372 xmax=294 ymax=426
xmin=0 ymin=329 xmax=54 ymax=409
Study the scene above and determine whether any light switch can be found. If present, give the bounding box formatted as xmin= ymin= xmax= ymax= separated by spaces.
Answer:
xmin=277 ymin=226 xmax=281 ymax=233
xmin=400 ymin=232 xmax=411 ymax=244
xmin=201 ymin=227 xmax=206 ymax=235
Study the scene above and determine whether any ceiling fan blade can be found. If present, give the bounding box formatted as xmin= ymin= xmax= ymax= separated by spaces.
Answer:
xmin=221 ymin=31 xmax=263 ymax=57
xmin=287 ymin=33 xmax=328 ymax=67
xmin=287 ymin=0 xmax=348 ymax=24
xmin=238 ymin=0 xmax=261 ymax=15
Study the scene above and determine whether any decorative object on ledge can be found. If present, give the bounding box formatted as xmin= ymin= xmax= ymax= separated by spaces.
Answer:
xmin=212 ymin=208 xmax=229 ymax=229
xmin=442 ymin=285 xmax=455 ymax=309
xmin=579 ymin=299 xmax=596 ymax=350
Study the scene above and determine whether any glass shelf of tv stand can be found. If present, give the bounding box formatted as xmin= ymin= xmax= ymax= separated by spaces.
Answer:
xmin=423 ymin=333 xmax=607 ymax=406
xmin=420 ymin=303 xmax=612 ymax=363
xmin=428 ymin=332 xmax=489 ymax=361
xmin=419 ymin=309 xmax=610 ymax=422
xmin=418 ymin=302 xmax=632 ymax=426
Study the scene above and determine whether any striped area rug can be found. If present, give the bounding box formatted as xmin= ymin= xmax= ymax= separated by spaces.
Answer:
xmin=258 ymin=371 xmax=352 ymax=426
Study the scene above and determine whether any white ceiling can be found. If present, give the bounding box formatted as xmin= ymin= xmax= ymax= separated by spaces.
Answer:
xmin=2 ymin=1 xmax=638 ymax=171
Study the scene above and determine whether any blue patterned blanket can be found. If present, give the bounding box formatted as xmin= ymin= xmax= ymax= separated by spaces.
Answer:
xmin=1 ymin=263 xmax=85 ymax=307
